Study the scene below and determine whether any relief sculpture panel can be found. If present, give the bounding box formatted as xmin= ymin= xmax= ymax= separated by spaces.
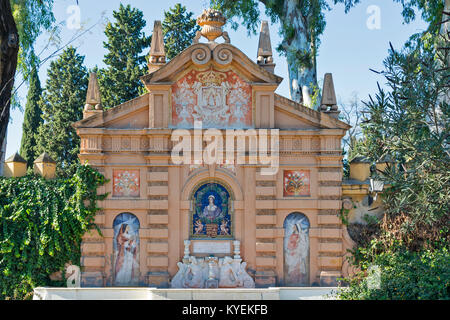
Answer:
xmin=172 ymin=68 xmax=252 ymax=129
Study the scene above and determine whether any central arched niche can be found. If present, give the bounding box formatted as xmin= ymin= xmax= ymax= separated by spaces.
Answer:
xmin=189 ymin=180 xmax=234 ymax=240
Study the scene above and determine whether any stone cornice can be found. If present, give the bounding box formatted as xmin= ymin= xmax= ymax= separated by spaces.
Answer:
xmin=275 ymin=94 xmax=351 ymax=130
xmin=73 ymin=93 xmax=149 ymax=129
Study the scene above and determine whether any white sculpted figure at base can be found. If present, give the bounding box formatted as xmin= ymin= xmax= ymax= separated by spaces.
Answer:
xmin=171 ymin=262 xmax=189 ymax=288
xmin=171 ymin=254 xmax=255 ymax=288
xmin=218 ymin=257 xmax=239 ymax=287
xmin=236 ymin=262 xmax=255 ymax=288
xmin=183 ymin=256 xmax=206 ymax=288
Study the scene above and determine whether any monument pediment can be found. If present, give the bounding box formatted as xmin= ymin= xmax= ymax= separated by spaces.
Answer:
xmin=141 ymin=43 xmax=283 ymax=86
xmin=73 ymin=13 xmax=349 ymax=132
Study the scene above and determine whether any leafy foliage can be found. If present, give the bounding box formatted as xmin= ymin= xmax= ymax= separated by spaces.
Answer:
xmin=355 ymin=32 xmax=449 ymax=251
xmin=10 ymin=0 xmax=56 ymax=74
xmin=210 ymin=0 xmax=443 ymax=103
xmin=35 ymin=47 xmax=88 ymax=178
xmin=19 ymin=67 xmax=43 ymax=168
xmin=98 ymin=4 xmax=150 ymax=108
xmin=162 ymin=3 xmax=200 ymax=61
xmin=211 ymin=0 xmax=329 ymax=64
xmin=1 ymin=0 xmax=56 ymax=171
xmin=336 ymin=246 xmax=450 ymax=300
xmin=0 ymin=164 xmax=107 ymax=300
xmin=337 ymin=5 xmax=449 ymax=299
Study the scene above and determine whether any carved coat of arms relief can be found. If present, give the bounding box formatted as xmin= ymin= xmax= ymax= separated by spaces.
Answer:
xmin=172 ymin=68 xmax=252 ymax=129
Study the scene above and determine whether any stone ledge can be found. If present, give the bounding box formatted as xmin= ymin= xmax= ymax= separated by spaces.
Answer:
xmin=318 ymin=171 xmax=342 ymax=181
xmin=309 ymin=228 xmax=342 ymax=238
xmin=81 ymin=256 xmax=105 ymax=268
xmin=256 ymin=186 xmax=276 ymax=196
xmin=33 ymin=287 xmax=338 ymax=300
xmin=149 ymin=200 xmax=169 ymax=210
xmin=318 ymin=242 xmax=343 ymax=253
xmin=256 ymin=242 xmax=276 ymax=252
xmin=148 ymin=229 xmax=169 ymax=239
xmin=147 ymin=256 xmax=169 ymax=267
xmin=147 ymin=186 xmax=169 ymax=196
xmin=147 ymin=172 xmax=169 ymax=181
xmin=256 ymin=215 xmax=276 ymax=225
xmin=147 ymin=214 xmax=169 ymax=224
xmin=256 ymin=173 xmax=277 ymax=181
xmin=81 ymin=242 xmax=105 ymax=254
xmin=147 ymin=242 xmax=169 ymax=253
xmin=317 ymin=215 xmax=341 ymax=225
xmin=255 ymin=256 xmax=276 ymax=267
xmin=318 ymin=257 xmax=342 ymax=268
xmin=255 ymin=228 xmax=284 ymax=238
xmin=318 ymin=186 xmax=341 ymax=197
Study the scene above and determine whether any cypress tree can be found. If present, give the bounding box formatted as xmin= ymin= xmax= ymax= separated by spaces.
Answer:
xmin=36 ymin=46 xmax=88 ymax=177
xmin=162 ymin=4 xmax=200 ymax=60
xmin=98 ymin=4 xmax=150 ymax=108
xmin=20 ymin=67 xmax=43 ymax=168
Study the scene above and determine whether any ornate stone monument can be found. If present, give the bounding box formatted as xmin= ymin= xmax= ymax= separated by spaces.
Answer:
xmin=73 ymin=8 xmax=352 ymax=289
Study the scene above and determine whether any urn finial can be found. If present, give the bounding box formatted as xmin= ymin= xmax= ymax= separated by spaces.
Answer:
xmin=193 ymin=9 xmax=230 ymax=44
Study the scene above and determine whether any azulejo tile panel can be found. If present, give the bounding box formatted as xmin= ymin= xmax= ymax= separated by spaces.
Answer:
xmin=113 ymin=169 xmax=140 ymax=197
xmin=283 ymin=170 xmax=310 ymax=197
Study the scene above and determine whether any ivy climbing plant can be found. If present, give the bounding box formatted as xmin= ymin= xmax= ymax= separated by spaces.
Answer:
xmin=0 ymin=164 xmax=107 ymax=300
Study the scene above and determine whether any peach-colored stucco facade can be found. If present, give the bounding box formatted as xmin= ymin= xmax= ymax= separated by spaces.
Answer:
xmin=73 ymin=20 xmax=353 ymax=288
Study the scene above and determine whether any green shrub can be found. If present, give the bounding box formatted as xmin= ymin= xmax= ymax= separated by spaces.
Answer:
xmin=336 ymin=245 xmax=450 ymax=300
xmin=0 ymin=164 xmax=106 ymax=299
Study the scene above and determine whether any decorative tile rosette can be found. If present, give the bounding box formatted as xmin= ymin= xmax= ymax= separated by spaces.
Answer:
xmin=283 ymin=170 xmax=310 ymax=197
xmin=113 ymin=170 xmax=140 ymax=197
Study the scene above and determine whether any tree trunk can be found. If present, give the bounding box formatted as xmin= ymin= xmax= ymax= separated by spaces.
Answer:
xmin=0 ymin=0 xmax=19 ymax=164
xmin=442 ymin=0 xmax=450 ymax=72
xmin=0 ymin=128 xmax=6 ymax=176
xmin=280 ymin=0 xmax=317 ymax=106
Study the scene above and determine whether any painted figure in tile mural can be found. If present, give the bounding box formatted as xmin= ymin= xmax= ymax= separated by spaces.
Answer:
xmin=283 ymin=213 xmax=310 ymax=286
xmin=202 ymin=195 xmax=222 ymax=221
xmin=191 ymin=182 xmax=233 ymax=238
xmin=114 ymin=213 xmax=140 ymax=286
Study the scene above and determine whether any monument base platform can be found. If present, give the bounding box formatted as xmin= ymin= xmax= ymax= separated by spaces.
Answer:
xmin=33 ymin=287 xmax=338 ymax=300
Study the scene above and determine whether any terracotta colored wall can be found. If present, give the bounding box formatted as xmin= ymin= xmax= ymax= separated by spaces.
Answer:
xmin=77 ymin=65 xmax=347 ymax=288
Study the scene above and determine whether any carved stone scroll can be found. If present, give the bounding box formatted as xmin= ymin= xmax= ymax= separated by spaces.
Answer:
xmin=191 ymin=46 xmax=211 ymax=65
xmin=213 ymin=46 xmax=233 ymax=65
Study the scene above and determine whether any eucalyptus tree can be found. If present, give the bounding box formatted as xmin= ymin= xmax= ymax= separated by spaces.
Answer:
xmin=211 ymin=0 xmax=447 ymax=105
xmin=0 ymin=0 xmax=55 ymax=171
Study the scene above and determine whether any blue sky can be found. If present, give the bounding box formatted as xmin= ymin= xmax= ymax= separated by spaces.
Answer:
xmin=5 ymin=0 xmax=428 ymax=157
